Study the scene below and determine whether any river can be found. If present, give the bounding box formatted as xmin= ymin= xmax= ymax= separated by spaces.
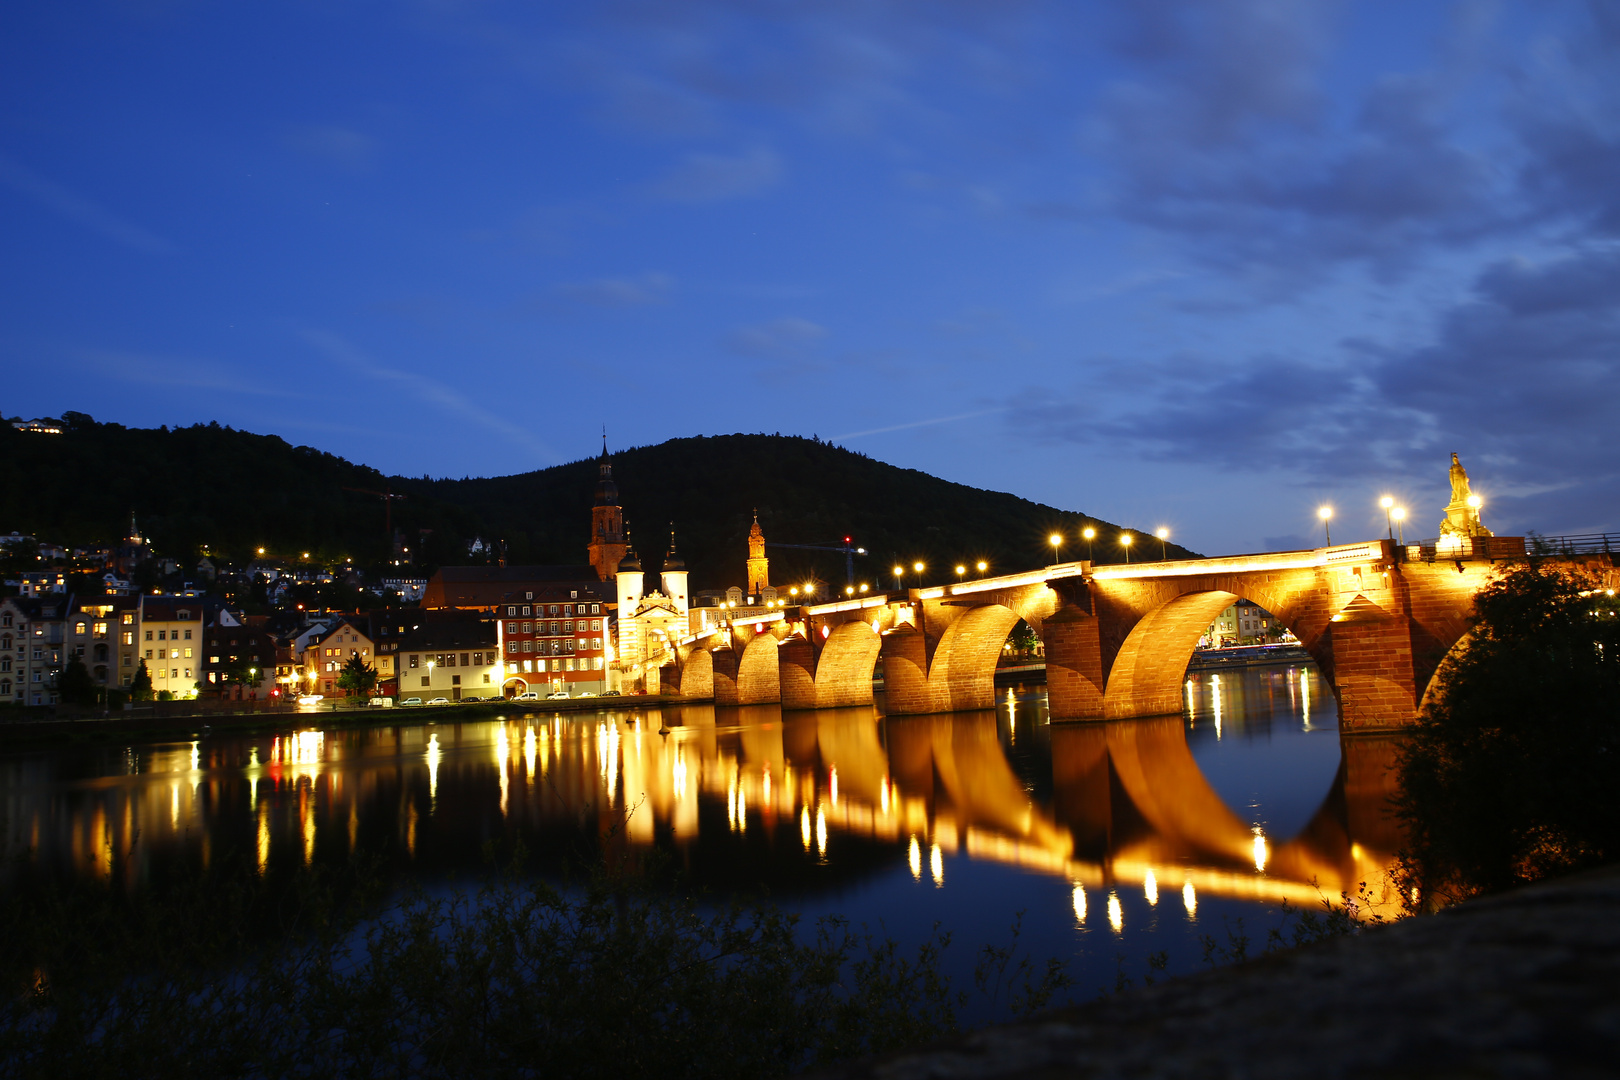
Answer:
xmin=0 ymin=662 xmax=1405 ymax=1008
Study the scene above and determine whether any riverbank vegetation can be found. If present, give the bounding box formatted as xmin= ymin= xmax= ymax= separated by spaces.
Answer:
xmin=0 ymin=849 xmax=1078 ymax=1079
xmin=1396 ymin=559 xmax=1620 ymax=908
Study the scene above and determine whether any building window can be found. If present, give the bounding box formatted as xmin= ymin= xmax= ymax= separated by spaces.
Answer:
xmin=145 ymin=630 xmax=153 ymax=640
xmin=451 ymin=675 xmax=460 ymax=685
xmin=421 ymin=676 xmax=430 ymax=687
xmin=524 ymin=592 xmax=533 ymax=601
xmin=184 ymin=630 xmax=192 ymax=640
xmin=507 ymin=607 xmax=516 ymax=616
xmin=122 ymin=613 xmax=133 ymax=625
xmin=157 ymin=631 xmax=166 ymax=641
xmin=409 ymin=655 xmax=419 ymax=668
xmin=184 ymin=648 xmax=192 ymax=659
xmin=483 ymin=674 xmax=491 ymax=684
xmin=122 ymin=631 xmax=133 ymax=645
xmin=522 ymin=660 xmax=532 ymax=673
xmin=460 ymin=653 xmax=469 ymax=666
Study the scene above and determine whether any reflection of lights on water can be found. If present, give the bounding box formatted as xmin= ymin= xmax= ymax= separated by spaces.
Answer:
xmin=170 ymin=781 xmax=180 ymax=827
xmin=908 ymin=835 xmax=922 ymax=879
xmin=1107 ymin=892 xmax=1123 ymax=933
xmin=1212 ymin=674 xmax=1223 ymax=739
xmin=879 ymin=777 xmax=890 ymax=814
xmin=674 ymin=746 xmax=688 ymax=799
xmin=247 ymin=746 xmax=261 ymax=806
xmin=426 ymin=734 xmax=441 ymax=801
xmin=762 ymin=764 xmax=771 ymax=804
xmin=1300 ymin=671 xmax=1312 ymax=729
xmin=302 ymin=790 xmax=315 ymax=863
xmin=524 ymin=727 xmax=537 ymax=785
xmin=256 ymin=802 xmax=269 ymax=871
xmin=929 ymin=843 xmax=944 ymax=886
xmin=1252 ymin=826 xmax=1269 ymax=872
xmin=1183 ymin=881 xmax=1197 ymax=916
xmin=801 ymin=807 xmax=812 ymax=849
xmin=830 ymin=766 xmax=839 ymax=807
xmin=1072 ymin=884 xmax=1087 ymax=924
xmin=190 ymin=741 xmax=200 ymax=772
xmin=496 ymin=726 xmax=510 ymax=817
xmin=1144 ymin=869 xmax=1158 ymax=905
xmin=815 ymin=806 xmax=827 ymax=857
xmin=1185 ymin=679 xmax=1194 ymax=720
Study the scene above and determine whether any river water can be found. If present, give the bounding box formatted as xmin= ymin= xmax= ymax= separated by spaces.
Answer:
xmin=0 ymin=663 xmax=1405 ymax=1007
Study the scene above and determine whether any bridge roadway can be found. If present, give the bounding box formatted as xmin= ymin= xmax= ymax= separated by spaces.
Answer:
xmin=659 ymin=538 xmax=1617 ymax=732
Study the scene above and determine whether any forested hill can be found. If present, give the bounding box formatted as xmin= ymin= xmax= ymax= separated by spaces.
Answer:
xmin=416 ymin=434 xmax=1199 ymax=590
xmin=1 ymin=417 xmax=1197 ymax=588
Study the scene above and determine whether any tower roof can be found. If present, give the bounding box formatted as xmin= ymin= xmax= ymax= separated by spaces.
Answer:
xmin=663 ymin=528 xmax=685 ymax=572
xmin=594 ymin=441 xmax=619 ymax=506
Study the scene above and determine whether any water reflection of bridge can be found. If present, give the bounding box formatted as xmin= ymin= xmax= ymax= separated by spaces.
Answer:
xmin=0 ymin=704 xmax=1403 ymax=916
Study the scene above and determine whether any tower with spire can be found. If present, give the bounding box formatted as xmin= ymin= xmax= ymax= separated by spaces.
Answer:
xmin=587 ymin=439 xmax=628 ymax=582
xmin=661 ymin=528 xmax=689 ymax=616
xmin=746 ymin=511 xmax=770 ymax=595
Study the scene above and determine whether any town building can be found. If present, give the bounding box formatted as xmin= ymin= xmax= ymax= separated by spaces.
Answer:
xmin=300 ymin=619 xmax=377 ymax=698
xmin=137 ymin=598 xmax=212 ymax=699
xmin=421 ymin=565 xmax=602 ymax=610
xmin=1206 ymin=599 xmax=1281 ymax=647
xmin=201 ymin=611 xmax=277 ymax=699
xmin=68 ymin=596 xmax=137 ymax=693
xmin=396 ymin=615 xmax=501 ymax=701
xmin=586 ymin=443 xmax=628 ymax=583
xmin=0 ymin=595 xmax=69 ymax=706
xmin=497 ymin=585 xmax=610 ymax=696
xmin=610 ymin=538 xmax=693 ymax=693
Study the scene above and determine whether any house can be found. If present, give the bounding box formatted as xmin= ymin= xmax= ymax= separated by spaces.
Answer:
xmin=396 ymin=614 xmax=501 ymax=701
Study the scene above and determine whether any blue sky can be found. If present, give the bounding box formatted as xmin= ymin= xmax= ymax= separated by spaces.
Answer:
xmin=4 ymin=1 xmax=1616 ymax=556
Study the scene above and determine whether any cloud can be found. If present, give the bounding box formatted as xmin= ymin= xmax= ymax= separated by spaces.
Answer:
xmin=552 ymin=272 xmax=675 ymax=308
xmin=650 ymin=147 xmax=782 ymax=202
xmin=301 ymin=329 xmax=562 ymax=464
xmin=723 ymin=316 xmax=826 ymax=357
xmin=1005 ymin=245 xmax=1620 ymax=532
xmin=0 ymin=157 xmax=172 ymax=253
xmin=78 ymin=347 xmax=299 ymax=397
xmin=284 ymin=124 xmax=380 ymax=171
xmin=833 ymin=407 xmax=1008 ymax=441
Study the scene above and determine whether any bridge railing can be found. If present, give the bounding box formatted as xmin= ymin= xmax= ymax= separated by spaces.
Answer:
xmin=1530 ymin=533 xmax=1619 ymax=556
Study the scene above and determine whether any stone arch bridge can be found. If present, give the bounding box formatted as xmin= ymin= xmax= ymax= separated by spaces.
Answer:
xmin=657 ymin=540 xmax=1616 ymax=732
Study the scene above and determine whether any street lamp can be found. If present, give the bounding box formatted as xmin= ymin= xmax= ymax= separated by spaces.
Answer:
xmin=1155 ymin=527 xmax=1169 ymax=560
xmin=845 ymin=585 xmax=855 ymax=597
xmin=955 ymin=565 xmax=966 ymax=584
xmin=1120 ymin=533 xmax=1132 ymax=564
xmin=893 ymin=565 xmax=904 ymax=593
xmin=1392 ymin=506 xmax=1406 ymax=546
xmin=1049 ymin=533 xmax=1063 ymax=562
xmin=859 ymin=582 xmax=869 ymax=593
xmin=1318 ymin=506 xmax=1333 ymax=546
xmin=912 ymin=561 xmax=925 ymax=589
xmin=803 ymin=582 xmax=814 ymax=597
xmin=976 ymin=559 xmax=988 ymax=577
xmin=1380 ymin=496 xmax=1395 ymax=540
xmin=1082 ymin=526 xmax=1096 ymax=561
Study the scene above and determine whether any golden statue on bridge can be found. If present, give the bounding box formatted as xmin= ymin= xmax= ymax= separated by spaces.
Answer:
xmin=1438 ymin=452 xmax=1492 ymax=552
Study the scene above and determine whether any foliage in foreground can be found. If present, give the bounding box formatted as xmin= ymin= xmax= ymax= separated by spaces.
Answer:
xmin=0 ymin=853 xmax=1076 ymax=1080
xmin=1395 ymin=559 xmax=1620 ymax=909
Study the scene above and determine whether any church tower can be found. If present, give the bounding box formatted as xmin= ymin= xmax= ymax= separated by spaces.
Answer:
xmin=587 ymin=442 xmax=628 ymax=582
xmin=746 ymin=512 xmax=770 ymax=595
xmin=661 ymin=531 xmax=689 ymax=617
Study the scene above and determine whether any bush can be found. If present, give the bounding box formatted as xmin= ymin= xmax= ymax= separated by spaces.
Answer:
xmin=1395 ymin=560 xmax=1620 ymax=908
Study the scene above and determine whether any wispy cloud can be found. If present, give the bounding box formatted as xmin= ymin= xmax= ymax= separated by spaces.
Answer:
xmin=77 ymin=346 xmax=297 ymax=396
xmin=650 ymin=147 xmax=782 ymax=202
xmin=301 ymin=330 xmax=562 ymax=464
xmin=833 ymin=407 xmax=1008 ymax=441
xmin=283 ymin=124 xmax=380 ymax=172
xmin=723 ymin=316 xmax=825 ymax=357
xmin=552 ymin=272 xmax=674 ymax=308
xmin=0 ymin=157 xmax=172 ymax=253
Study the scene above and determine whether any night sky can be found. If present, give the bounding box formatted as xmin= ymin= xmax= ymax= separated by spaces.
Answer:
xmin=4 ymin=2 xmax=1616 ymax=556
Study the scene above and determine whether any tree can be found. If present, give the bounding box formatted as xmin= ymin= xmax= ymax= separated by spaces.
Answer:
xmin=57 ymin=655 xmax=98 ymax=706
xmin=336 ymin=654 xmax=377 ymax=698
xmin=131 ymin=659 xmax=154 ymax=702
xmin=1395 ymin=559 xmax=1620 ymax=909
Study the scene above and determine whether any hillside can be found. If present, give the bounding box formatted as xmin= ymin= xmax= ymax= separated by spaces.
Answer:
xmin=1 ymin=417 xmax=1197 ymax=587
xmin=412 ymin=434 xmax=1198 ymax=591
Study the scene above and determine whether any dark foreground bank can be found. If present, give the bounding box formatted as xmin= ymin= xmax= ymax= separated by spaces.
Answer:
xmin=811 ymin=862 xmax=1620 ymax=1079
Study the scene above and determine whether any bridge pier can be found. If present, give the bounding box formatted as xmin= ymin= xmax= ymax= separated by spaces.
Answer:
xmin=710 ymin=646 xmax=740 ymax=705
xmin=1042 ymin=605 xmax=1106 ymax=720
xmin=778 ymin=636 xmax=819 ymax=709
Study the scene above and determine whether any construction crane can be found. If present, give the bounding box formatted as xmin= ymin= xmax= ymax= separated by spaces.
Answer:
xmin=765 ymin=536 xmax=867 ymax=588
xmin=341 ymin=485 xmax=407 ymax=544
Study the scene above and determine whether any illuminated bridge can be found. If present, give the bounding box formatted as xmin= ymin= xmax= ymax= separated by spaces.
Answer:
xmin=659 ymin=539 xmax=1617 ymax=732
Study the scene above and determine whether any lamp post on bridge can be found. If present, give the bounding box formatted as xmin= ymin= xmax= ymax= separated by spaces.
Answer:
xmin=1392 ymin=506 xmax=1406 ymax=546
xmin=893 ymin=565 xmax=904 ymax=595
xmin=1120 ymin=533 xmax=1132 ymax=564
xmin=1049 ymin=533 xmax=1063 ymax=564
xmin=976 ymin=559 xmax=988 ymax=578
xmin=1155 ymin=527 xmax=1169 ymax=561
xmin=912 ymin=561 xmax=926 ymax=591
xmin=1318 ymin=506 xmax=1333 ymax=546
xmin=1082 ymin=526 xmax=1096 ymax=562
xmin=1380 ymin=496 xmax=1395 ymax=540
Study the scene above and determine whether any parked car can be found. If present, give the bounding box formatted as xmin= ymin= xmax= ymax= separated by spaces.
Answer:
xmin=400 ymin=697 xmax=423 ymax=706
xmin=297 ymin=694 xmax=324 ymax=706
xmin=427 ymin=697 xmax=451 ymax=705
xmin=369 ymin=697 xmax=394 ymax=708
xmin=576 ymin=691 xmax=597 ymax=698
xmin=600 ymin=690 xmax=622 ymax=697
xmin=546 ymin=691 xmax=570 ymax=700
xmin=515 ymin=691 xmax=539 ymax=700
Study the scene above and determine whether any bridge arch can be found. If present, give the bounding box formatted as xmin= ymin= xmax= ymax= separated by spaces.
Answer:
xmin=932 ymin=604 xmax=1024 ymax=712
xmin=736 ymin=634 xmax=781 ymax=705
xmin=1103 ymin=588 xmax=1328 ymax=719
xmin=677 ymin=646 xmax=714 ymax=699
xmin=813 ymin=622 xmax=883 ymax=708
